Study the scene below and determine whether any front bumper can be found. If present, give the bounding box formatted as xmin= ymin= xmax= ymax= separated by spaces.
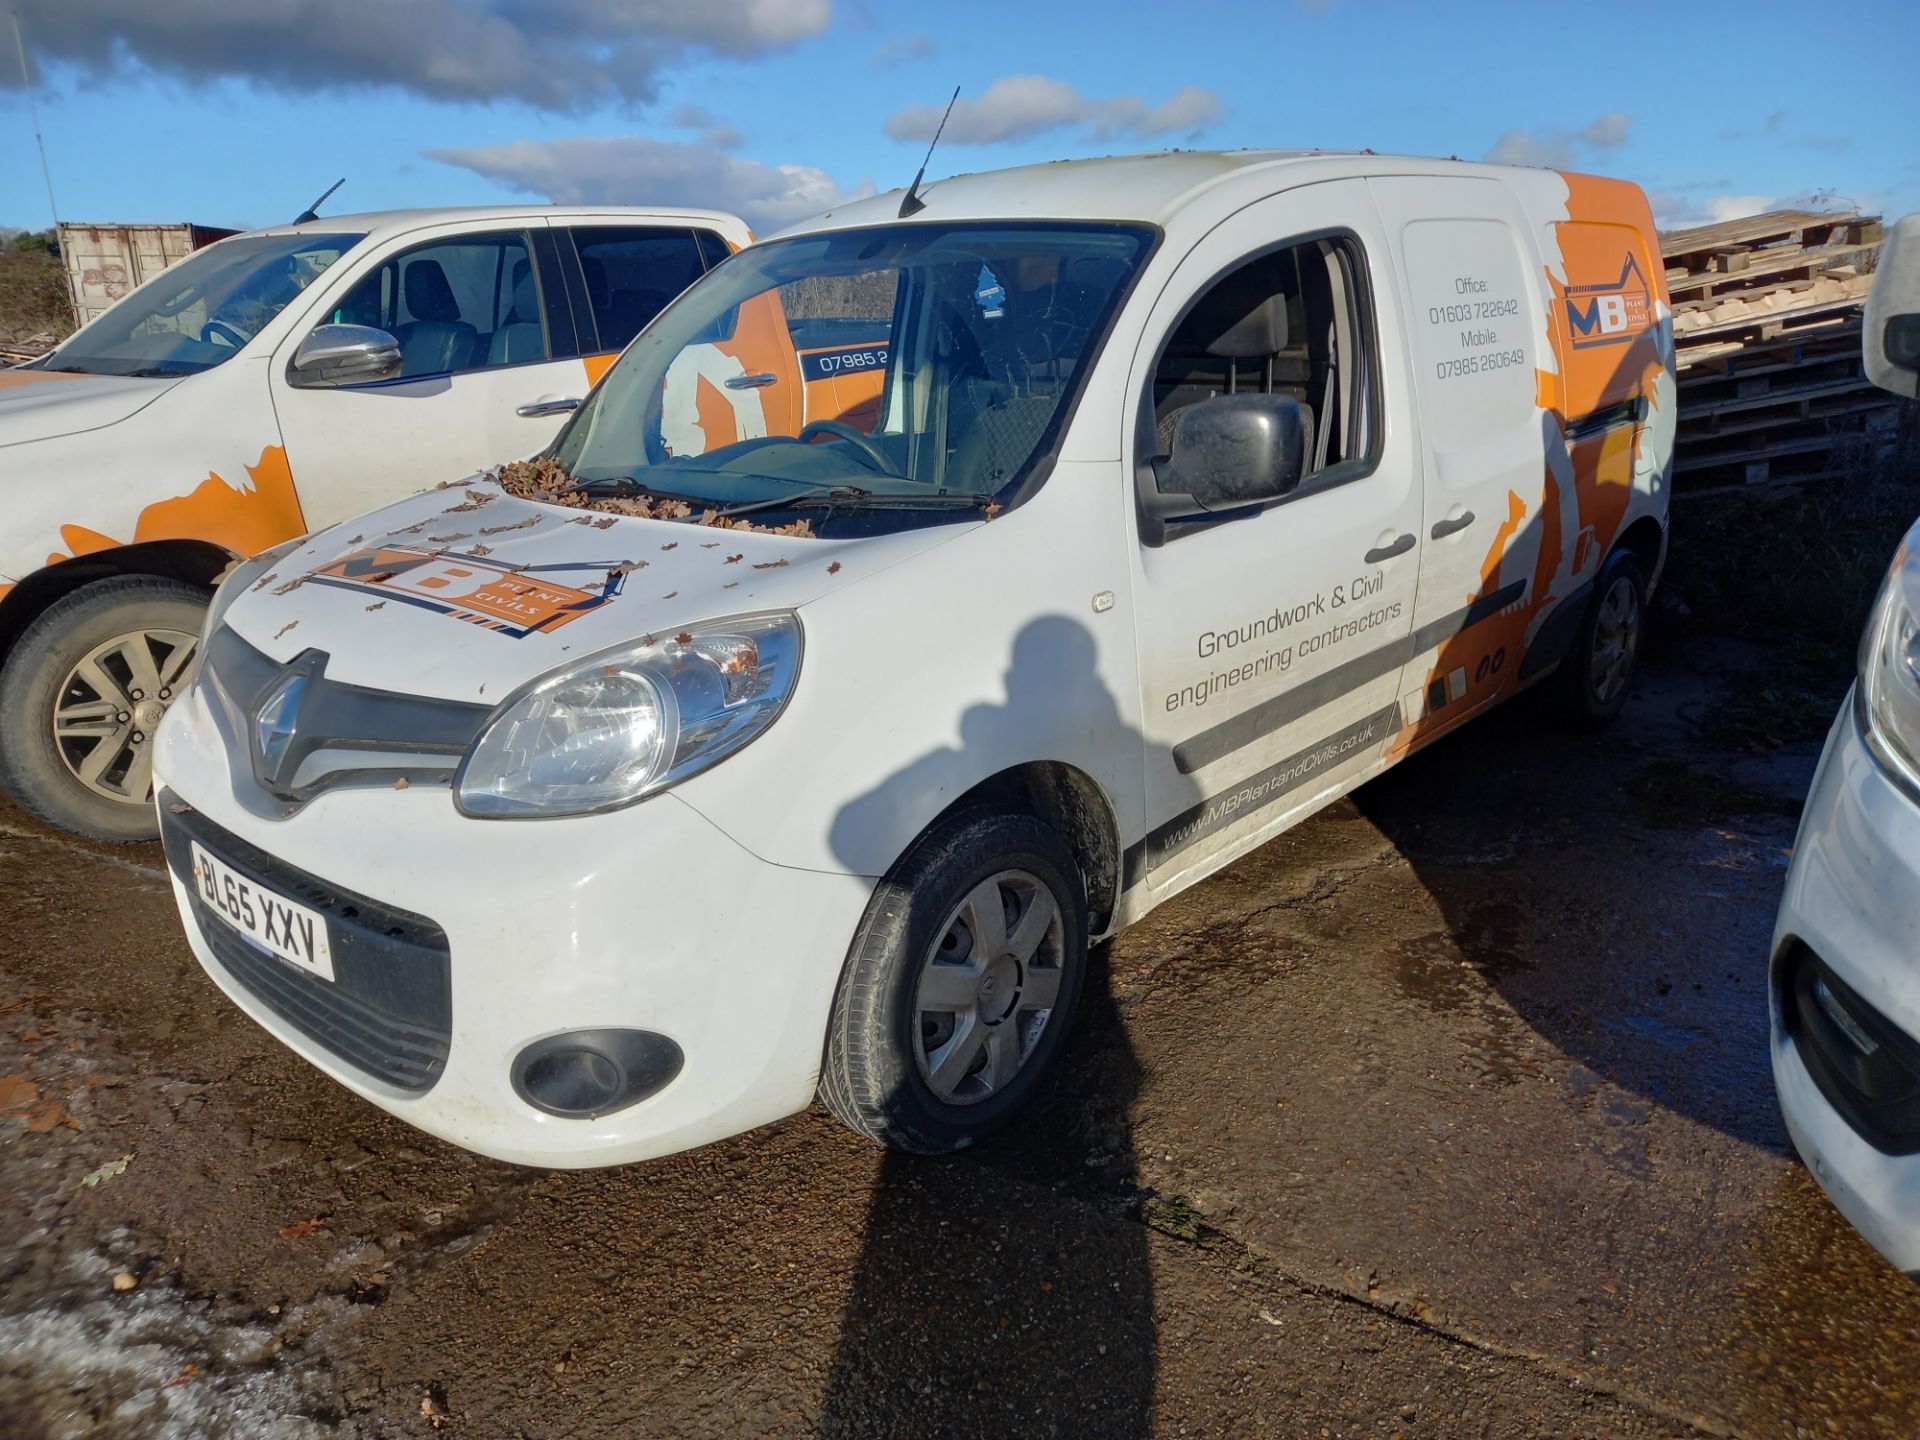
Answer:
xmin=1771 ymin=692 xmax=1920 ymax=1273
xmin=153 ymin=680 xmax=875 ymax=1168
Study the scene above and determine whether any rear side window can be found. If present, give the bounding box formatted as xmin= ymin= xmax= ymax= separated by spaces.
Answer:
xmin=569 ymin=227 xmax=717 ymax=353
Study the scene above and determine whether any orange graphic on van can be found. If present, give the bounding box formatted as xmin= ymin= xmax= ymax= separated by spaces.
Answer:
xmin=308 ymin=545 xmax=624 ymax=638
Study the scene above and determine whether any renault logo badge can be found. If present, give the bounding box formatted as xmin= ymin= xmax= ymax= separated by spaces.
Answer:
xmin=255 ymin=671 xmax=308 ymax=784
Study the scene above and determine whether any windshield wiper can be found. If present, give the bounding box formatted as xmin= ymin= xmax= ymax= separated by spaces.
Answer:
xmin=561 ymin=474 xmax=717 ymax=508
xmin=713 ymin=484 xmax=869 ymax=518
xmin=715 ymin=486 xmax=997 ymax=517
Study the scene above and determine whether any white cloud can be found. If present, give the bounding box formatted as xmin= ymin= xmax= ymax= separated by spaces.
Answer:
xmin=1485 ymin=111 xmax=1633 ymax=170
xmin=6 ymin=0 xmax=831 ymax=111
xmin=427 ymin=136 xmax=873 ymax=232
xmin=872 ymin=33 xmax=937 ymax=68
xmin=1577 ymin=112 xmax=1632 ymax=148
xmin=884 ymin=76 xmax=1223 ymax=146
xmin=666 ymin=103 xmax=743 ymax=150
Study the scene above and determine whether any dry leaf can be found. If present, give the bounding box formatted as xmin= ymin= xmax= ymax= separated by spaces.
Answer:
xmin=982 ymin=501 xmax=1003 ymax=519
xmin=278 ymin=1218 xmax=326 ymax=1239
xmin=168 ymin=800 xmax=193 ymax=814
xmin=661 ymin=591 xmax=677 ymax=600
xmin=470 ymin=544 xmax=491 ymax=556
xmin=392 ymin=777 xmax=410 ymax=791
xmin=674 ymin=631 xmax=694 ymax=644
xmin=660 ymin=542 xmax=679 ymax=551
xmin=0 ymin=1073 xmax=34 ymax=1110
xmin=250 ymin=572 xmax=278 ymax=592
xmin=427 ymin=532 xmax=470 ymax=543
xmin=365 ymin=601 xmax=386 ymax=612
xmin=723 ymin=581 xmax=738 ymax=589
xmin=724 ymin=553 xmax=744 ymax=564
xmin=274 ymin=621 xmax=299 ymax=640
xmin=608 ymin=560 xmax=648 ymax=575
xmin=751 ymin=558 xmax=789 ymax=570
xmin=591 ymin=516 xmax=618 ymax=529
xmin=700 ymin=542 xmax=720 ymax=549
xmin=479 ymin=516 xmax=538 ymax=536
xmin=27 ymin=1103 xmax=61 ymax=1133
xmin=827 ymin=561 xmax=842 ymax=574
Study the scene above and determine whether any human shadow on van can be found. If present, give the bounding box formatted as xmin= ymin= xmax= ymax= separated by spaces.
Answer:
xmin=818 ymin=616 xmax=1197 ymax=1438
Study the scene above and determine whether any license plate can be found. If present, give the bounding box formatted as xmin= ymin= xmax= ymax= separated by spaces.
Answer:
xmin=190 ymin=841 xmax=335 ymax=982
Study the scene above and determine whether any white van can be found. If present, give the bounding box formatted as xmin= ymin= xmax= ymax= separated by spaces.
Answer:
xmin=151 ymin=151 xmax=1674 ymax=1166
xmin=0 ymin=205 xmax=759 ymax=840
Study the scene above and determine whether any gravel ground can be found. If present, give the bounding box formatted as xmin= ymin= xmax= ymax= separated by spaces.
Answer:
xmin=2 ymin=628 xmax=1915 ymax=1439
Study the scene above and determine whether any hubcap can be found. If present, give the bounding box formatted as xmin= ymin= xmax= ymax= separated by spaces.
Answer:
xmin=913 ymin=868 xmax=1066 ymax=1106
xmin=1589 ymin=576 xmax=1640 ymax=705
xmin=51 ymin=627 xmax=198 ymax=806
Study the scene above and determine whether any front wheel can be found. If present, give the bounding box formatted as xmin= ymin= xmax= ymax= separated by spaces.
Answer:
xmin=820 ymin=810 xmax=1089 ymax=1154
xmin=0 ymin=576 xmax=208 ymax=841
xmin=1555 ymin=550 xmax=1646 ymax=729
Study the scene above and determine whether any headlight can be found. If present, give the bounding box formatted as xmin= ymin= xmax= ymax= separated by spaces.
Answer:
xmin=202 ymin=536 xmax=306 ymax=642
xmin=455 ymin=611 xmax=801 ymax=818
xmin=1857 ymin=527 xmax=1920 ymax=797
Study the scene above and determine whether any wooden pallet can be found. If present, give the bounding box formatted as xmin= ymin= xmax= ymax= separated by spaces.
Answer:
xmin=1659 ymin=207 xmax=1888 ymax=490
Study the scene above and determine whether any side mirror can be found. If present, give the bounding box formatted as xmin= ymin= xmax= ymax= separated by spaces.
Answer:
xmin=1865 ymin=214 xmax=1920 ymax=400
xmin=1148 ymin=393 xmax=1308 ymax=520
xmin=289 ymin=324 xmax=403 ymax=389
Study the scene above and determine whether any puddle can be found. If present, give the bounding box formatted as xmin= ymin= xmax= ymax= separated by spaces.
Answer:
xmin=1385 ymin=927 xmax=1537 ymax=1087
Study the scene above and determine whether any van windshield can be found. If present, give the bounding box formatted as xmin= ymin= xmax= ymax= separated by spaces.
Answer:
xmin=551 ymin=221 xmax=1153 ymax=518
xmin=45 ymin=232 xmax=362 ymax=378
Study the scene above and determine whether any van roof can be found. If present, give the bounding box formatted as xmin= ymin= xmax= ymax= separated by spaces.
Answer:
xmin=776 ymin=148 xmax=1582 ymax=235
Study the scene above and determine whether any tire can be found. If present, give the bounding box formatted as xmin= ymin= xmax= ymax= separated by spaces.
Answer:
xmin=0 ymin=576 xmax=209 ymax=841
xmin=821 ymin=809 xmax=1090 ymax=1154
xmin=1555 ymin=550 xmax=1646 ymax=730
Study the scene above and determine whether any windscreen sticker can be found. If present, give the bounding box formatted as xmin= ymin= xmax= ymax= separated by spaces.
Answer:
xmin=305 ymin=545 xmax=628 ymax=638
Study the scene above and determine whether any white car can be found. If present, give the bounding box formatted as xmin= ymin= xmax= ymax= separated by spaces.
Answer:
xmin=152 ymin=150 xmax=1675 ymax=1166
xmin=0 ymin=204 xmax=756 ymax=840
xmin=1770 ymin=214 xmax=1920 ymax=1272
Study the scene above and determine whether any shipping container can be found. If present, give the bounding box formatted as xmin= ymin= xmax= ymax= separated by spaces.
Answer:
xmin=58 ymin=222 xmax=239 ymax=326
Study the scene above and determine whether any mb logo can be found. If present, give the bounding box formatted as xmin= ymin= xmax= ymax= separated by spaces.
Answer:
xmin=1564 ymin=252 xmax=1653 ymax=348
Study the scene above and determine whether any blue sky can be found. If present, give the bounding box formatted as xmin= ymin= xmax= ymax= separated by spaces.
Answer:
xmin=3 ymin=0 xmax=1915 ymax=236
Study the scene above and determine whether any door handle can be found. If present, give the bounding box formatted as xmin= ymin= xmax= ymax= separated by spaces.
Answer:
xmin=1364 ymin=532 xmax=1416 ymax=564
xmin=725 ymin=372 xmax=779 ymax=390
xmin=516 ymin=397 xmax=581 ymax=418
xmin=1430 ymin=510 xmax=1476 ymax=540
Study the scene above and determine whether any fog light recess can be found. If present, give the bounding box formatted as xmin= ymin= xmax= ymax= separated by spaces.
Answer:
xmin=511 ymin=1029 xmax=684 ymax=1119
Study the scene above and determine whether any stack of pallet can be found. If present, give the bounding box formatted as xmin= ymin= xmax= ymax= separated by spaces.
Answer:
xmin=1661 ymin=209 xmax=1896 ymax=490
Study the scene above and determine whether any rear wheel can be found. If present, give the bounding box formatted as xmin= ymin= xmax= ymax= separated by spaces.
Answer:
xmin=1555 ymin=550 xmax=1646 ymax=729
xmin=821 ymin=810 xmax=1089 ymax=1154
xmin=0 ymin=576 xmax=208 ymax=841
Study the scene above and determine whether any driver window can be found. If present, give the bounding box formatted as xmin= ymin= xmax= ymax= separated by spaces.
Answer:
xmin=328 ymin=232 xmax=548 ymax=380
xmin=1151 ymin=236 xmax=1373 ymax=481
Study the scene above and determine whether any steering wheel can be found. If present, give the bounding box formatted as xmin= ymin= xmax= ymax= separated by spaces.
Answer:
xmin=798 ymin=419 xmax=893 ymax=473
xmin=200 ymin=320 xmax=247 ymax=349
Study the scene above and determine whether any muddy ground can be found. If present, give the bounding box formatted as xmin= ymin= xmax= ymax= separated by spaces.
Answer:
xmin=2 ymin=624 xmax=1916 ymax=1439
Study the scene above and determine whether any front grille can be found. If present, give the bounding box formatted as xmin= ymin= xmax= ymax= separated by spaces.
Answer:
xmin=160 ymin=793 xmax=452 ymax=1094
xmin=1779 ymin=942 xmax=1920 ymax=1154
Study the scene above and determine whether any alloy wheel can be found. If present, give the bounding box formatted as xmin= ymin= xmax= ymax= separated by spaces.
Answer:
xmin=51 ymin=626 xmax=198 ymax=805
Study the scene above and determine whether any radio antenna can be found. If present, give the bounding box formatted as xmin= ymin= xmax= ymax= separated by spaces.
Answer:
xmin=294 ymin=178 xmax=345 ymax=224
xmin=898 ymin=87 xmax=959 ymax=218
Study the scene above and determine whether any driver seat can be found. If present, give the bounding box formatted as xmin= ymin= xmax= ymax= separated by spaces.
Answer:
xmin=398 ymin=260 xmax=477 ymax=376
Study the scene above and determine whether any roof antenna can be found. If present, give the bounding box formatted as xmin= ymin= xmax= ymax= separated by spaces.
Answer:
xmin=294 ymin=178 xmax=345 ymax=224
xmin=898 ymin=87 xmax=959 ymax=218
